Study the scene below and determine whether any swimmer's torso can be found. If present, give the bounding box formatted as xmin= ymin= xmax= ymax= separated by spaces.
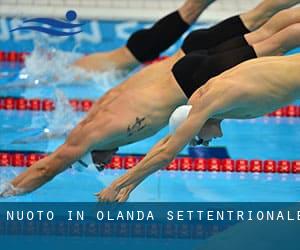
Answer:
xmin=211 ymin=55 xmax=300 ymax=119
xmin=91 ymin=50 xmax=187 ymax=149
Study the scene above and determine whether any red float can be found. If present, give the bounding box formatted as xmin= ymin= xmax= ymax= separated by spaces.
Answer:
xmin=16 ymin=98 xmax=28 ymax=110
xmin=278 ymin=160 xmax=291 ymax=173
xmin=124 ymin=156 xmax=138 ymax=169
xmin=3 ymin=98 xmax=15 ymax=110
xmin=29 ymin=99 xmax=41 ymax=111
xmin=26 ymin=154 xmax=40 ymax=167
xmin=108 ymin=156 xmax=123 ymax=169
xmin=286 ymin=105 xmax=298 ymax=117
xmin=236 ymin=160 xmax=249 ymax=172
xmin=166 ymin=159 xmax=179 ymax=171
xmin=0 ymin=153 xmax=11 ymax=166
xmin=0 ymin=51 xmax=5 ymax=61
xmin=193 ymin=158 xmax=207 ymax=171
xmin=42 ymin=99 xmax=55 ymax=111
xmin=250 ymin=160 xmax=263 ymax=173
xmin=273 ymin=108 xmax=285 ymax=117
xmin=207 ymin=158 xmax=221 ymax=172
xmin=11 ymin=153 xmax=25 ymax=167
xmin=292 ymin=161 xmax=300 ymax=174
xmin=180 ymin=157 xmax=193 ymax=171
xmin=221 ymin=159 xmax=235 ymax=172
xmin=263 ymin=160 xmax=276 ymax=173
xmin=7 ymin=51 xmax=18 ymax=62
xmin=81 ymin=100 xmax=93 ymax=112
xmin=69 ymin=99 xmax=80 ymax=111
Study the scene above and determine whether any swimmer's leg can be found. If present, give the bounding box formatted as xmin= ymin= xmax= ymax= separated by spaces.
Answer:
xmin=73 ymin=0 xmax=215 ymax=73
xmin=181 ymin=0 xmax=300 ymax=54
xmin=253 ymin=23 xmax=300 ymax=57
xmin=210 ymin=7 xmax=300 ymax=54
xmin=240 ymin=0 xmax=300 ymax=31
xmin=245 ymin=7 xmax=300 ymax=45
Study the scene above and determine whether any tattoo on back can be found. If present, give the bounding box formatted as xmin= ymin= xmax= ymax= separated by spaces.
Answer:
xmin=127 ymin=117 xmax=146 ymax=136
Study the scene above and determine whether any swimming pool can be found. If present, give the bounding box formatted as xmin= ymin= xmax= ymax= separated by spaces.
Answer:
xmin=0 ymin=19 xmax=300 ymax=203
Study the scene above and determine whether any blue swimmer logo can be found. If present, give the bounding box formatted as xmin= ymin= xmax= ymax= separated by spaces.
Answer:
xmin=10 ymin=10 xmax=85 ymax=36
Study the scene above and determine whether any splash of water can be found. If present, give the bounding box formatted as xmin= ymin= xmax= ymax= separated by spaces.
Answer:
xmin=5 ymin=35 xmax=127 ymax=91
xmin=0 ymin=167 xmax=26 ymax=198
xmin=43 ymin=89 xmax=81 ymax=137
xmin=12 ymin=89 xmax=81 ymax=144
xmin=19 ymin=35 xmax=82 ymax=84
xmin=0 ymin=182 xmax=25 ymax=198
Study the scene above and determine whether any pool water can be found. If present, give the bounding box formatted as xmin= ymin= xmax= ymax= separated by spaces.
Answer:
xmin=0 ymin=24 xmax=300 ymax=202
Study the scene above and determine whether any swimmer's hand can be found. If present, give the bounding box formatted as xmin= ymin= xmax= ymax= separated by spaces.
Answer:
xmin=115 ymin=186 xmax=132 ymax=202
xmin=0 ymin=183 xmax=19 ymax=198
xmin=95 ymin=185 xmax=120 ymax=202
xmin=95 ymin=184 xmax=134 ymax=202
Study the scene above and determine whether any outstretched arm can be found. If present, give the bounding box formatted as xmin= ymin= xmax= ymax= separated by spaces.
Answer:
xmin=0 ymin=113 xmax=106 ymax=197
xmin=97 ymin=105 xmax=213 ymax=202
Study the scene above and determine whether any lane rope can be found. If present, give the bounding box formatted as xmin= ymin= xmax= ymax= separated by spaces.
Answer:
xmin=1 ymin=50 xmax=299 ymax=117
xmin=0 ymin=151 xmax=299 ymax=174
xmin=1 ymin=97 xmax=299 ymax=117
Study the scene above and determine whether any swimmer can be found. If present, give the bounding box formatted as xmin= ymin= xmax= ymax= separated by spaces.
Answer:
xmin=73 ymin=0 xmax=300 ymax=73
xmin=210 ymin=6 xmax=300 ymax=54
xmin=2 ymin=0 xmax=300 ymax=197
xmin=73 ymin=0 xmax=217 ymax=73
xmin=19 ymin=1 xmax=300 ymax=142
xmin=98 ymin=54 xmax=300 ymax=202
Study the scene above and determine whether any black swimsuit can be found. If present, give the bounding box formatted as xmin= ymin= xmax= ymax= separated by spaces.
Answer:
xmin=172 ymin=45 xmax=257 ymax=98
xmin=181 ymin=15 xmax=250 ymax=54
xmin=171 ymin=14 xmax=257 ymax=98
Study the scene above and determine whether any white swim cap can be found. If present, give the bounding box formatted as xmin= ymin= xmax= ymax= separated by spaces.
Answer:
xmin=169 ymin=105 xmax=192 ymax=134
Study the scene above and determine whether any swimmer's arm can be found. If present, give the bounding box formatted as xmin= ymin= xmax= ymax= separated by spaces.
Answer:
xmin=4 ymin=137 xmax=90 ymax=197
xmin=99 ymin=108 xmax=213 ymax=202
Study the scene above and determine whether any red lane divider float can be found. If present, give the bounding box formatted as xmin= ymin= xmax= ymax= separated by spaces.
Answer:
xmin=0 ymin=51 xmax=29 ymax=63
xmin=1 ymin=50 xmax=299 ymax=117
xmin=0 ymin=97 xmax=93 ymax=112
xmin=0 ymin=152 xmax=299 ymax=174
xmin=1 ymin=97 xmax=299 ymax=117
xmin=0 ymin=50 xmax=167 ymax=65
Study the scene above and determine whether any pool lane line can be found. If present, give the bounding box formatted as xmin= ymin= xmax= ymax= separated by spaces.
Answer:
xmin=0 ymin=97 xmax=300 ymax=117
xmin=0 ymin=50 xmax=168 ymax=64
xmin=0 ymin=151 xmax=299 ymax=174
xmin=0 ymin=51 xmax=28 ymax=63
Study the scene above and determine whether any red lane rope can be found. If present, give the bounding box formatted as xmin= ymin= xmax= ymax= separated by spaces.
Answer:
xmin=0 ymin=97 xmax=300 ymax=117
xmin=0 ymin=51 xmax=28 ymax=63
xmin=0 ymin=151 xmax=299 ymax=174
xmin=1 ymin=50 xmax=299 ymax=117
xmin=0 ymin=51 xmax=167 ymax=64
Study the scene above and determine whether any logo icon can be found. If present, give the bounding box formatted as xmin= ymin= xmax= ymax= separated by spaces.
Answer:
xmin=10 ymin=10 xmax=85 ymax=36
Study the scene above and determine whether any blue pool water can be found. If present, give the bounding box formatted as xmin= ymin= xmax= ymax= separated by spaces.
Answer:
xmin=0 ymin=21 xmax=300 ymax=202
